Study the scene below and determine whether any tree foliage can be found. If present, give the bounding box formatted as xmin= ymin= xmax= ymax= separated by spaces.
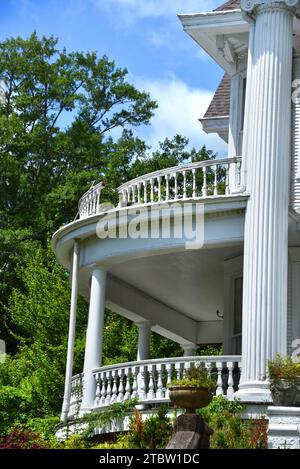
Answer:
xmin=0 ymin=33 xmax=218 ymax=437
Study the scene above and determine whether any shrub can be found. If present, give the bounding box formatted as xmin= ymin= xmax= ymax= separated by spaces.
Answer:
xmin=268 ymin=354 xmax=300 ymax=379
xmin=117 ymin=406 xmax=172 ymax=449
xmin=198 ymin=396 xmax=267 ymax=449
xmin=0 ymin=425 xmax=47 ymax=449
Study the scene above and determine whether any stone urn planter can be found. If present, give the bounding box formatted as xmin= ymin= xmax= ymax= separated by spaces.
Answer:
xmin=168 ymin=386 xmax=213 ymax=413
xmin=268 ymin=354 xmax=300 ymax=407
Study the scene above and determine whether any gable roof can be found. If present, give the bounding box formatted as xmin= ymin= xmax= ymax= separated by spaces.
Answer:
xmin=203 ymin=74 xmax=231 ymax=119
xmin=214 ymin=0 xmax=241 ymax=11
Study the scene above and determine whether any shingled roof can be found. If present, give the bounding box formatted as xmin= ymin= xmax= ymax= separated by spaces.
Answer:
xmin=203 ymin=74 xmax=231 ymax=119
xmin=214 ymin=0 xmax=241 ymax=11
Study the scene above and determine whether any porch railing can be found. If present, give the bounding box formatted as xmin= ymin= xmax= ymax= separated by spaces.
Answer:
xmin=68 ymin=355 xmax=241 ymax=413
xmin=117 ymin=157 xmax=242 ymax=207
xmin=77 ymin=157 xmax=242 ymax=219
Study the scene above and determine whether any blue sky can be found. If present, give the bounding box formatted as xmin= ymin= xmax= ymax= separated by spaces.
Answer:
xmin=0 ymin=0 xmax=226 ymax=155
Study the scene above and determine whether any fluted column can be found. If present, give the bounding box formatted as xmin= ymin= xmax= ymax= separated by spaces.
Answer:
xmin=236 ymin=0 xmax=297 ymax=402
xmin=61 ymin=240 xmax=80 ymax=421
xmin=80 ymin=267 xmax=107 ymax=413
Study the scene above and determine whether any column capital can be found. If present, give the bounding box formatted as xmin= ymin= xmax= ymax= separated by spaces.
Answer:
xmin=241 ymin=0 xmax=299 ymax=13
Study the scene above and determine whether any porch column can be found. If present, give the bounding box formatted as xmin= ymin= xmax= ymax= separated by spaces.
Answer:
xmin=236 ymin=0 xmax=297 ymax=402
xmin=136 ymin=320 xmax=151 ymax=361
xmin=81 ymin=266 xmax=107 ymax=413
xmin=61 ymin=240 xmax=80 ymax=422
xmin=182 ymin=344 xmax=197 ymax=357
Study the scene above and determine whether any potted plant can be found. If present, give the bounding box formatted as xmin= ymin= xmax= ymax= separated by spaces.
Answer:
xmin=268 ymin=354 xmax=300 ymax=406
xmin=168 ymin=365 xmax=216 ymax=413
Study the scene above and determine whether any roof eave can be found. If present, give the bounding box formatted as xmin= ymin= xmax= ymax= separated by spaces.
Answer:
xmin=178 ymin=10 xmax=249 ymax=75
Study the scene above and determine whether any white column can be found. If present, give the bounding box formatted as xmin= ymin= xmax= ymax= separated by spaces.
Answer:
xmin=182 ymin=344 xmax=197 ymax=357
xmin=80 ymin=267 xmax=107 ymax=413
xmin=61 ymin=240 xmax=80 ymax=421
xmin=236 ymin=0 xmax=297 ymax=402
xmin=136 ymin=320 xmax=151 ymax=361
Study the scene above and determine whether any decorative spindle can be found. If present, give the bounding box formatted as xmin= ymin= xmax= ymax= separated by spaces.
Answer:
xmin=202 ymin=167 xmax=207 ymax=197
xmin=100 ymin=372 xmax=107 ymax=406
xmin=165 ymin=364 xmax=172 ymax=399
xmin=124 ymin=368 xmax=132 ymax=400
xmin=131 ymin=367 xmax=138 ymax=399
xmin=156 ymin=364 xmax=164 ymax=399
xmin=137 ymin=183 xmax=141 ymax=205
xmin=216 ymin=362 xmax=224 ymax=396
xmin=157 ymin=176 xmax=161 ymax=202
xmin=192 ymin=168 xmax=196 ymax=198
xmin=165 ymin=174 xmax=169 ymax=201
xmin=227 ymin=362 xmax=234 ymax=399
xmin=174 ymin=173 xmax=178 ymax=199
xmin=225 ymin=164 xmax=230 ymax=195
xmin=214 ymin=165 xmax=218 ymax=196
xmin=138 ymin=366 xmax=147 ymax=400
xmin=183 ymin=170 xmax=187 ymax=198
xmin=147 ymin=365 xmax=156 ymax=400
xmin=95 ymin=372 xmax=101 ymax=406
xmin=150 ymin=179 xmax=154 ymax=203
xmin=105 ymin=371 xmax=112 ymax=405
xmin=110 ymin=370 xmax=118 ymax=404
xmin=143 ymin=181 xmax=147 ymax=203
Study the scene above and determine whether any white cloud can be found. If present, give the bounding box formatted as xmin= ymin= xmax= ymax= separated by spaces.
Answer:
xmin=135 ymin=76 xmax=227 ymax=155
xmin=93 ymin=0 xmax=219 ymax=20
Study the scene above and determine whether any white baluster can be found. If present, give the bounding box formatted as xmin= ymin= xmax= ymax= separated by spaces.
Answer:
xmin=117 ymin=369 xmax=124 ymax=402
xmin=214 ymin=165 xmax=218 ymax=196
xmin=132 ymin=185 xmax=136 ymax=205
xmin=138 ymin=365 xmax=146 ymax=401
xmin=202 ymin=166 xmax=207 ymax=197
xmin=175 ymin=362 xmax=182 ymax=381
xmin=131 ymin=367 xmax=138 ymax=399
xmin=150 ymin=179 xmax=154 ymax=203
xmin=192 ymin=168 xmax=196 ymax=198
xmin=95 ymin=372 xmax=101 ymax=406
xmin=237 ymin=160 xmax=241 ymax=187
xmin=156 ymin=364 xmax=164 ymax=399
xmin=147 ymin=364 xmax=156 ymax=400
xmin=205 ymin=362 xmax=212 ymax=377
xmin=105 ymin=371 xmax=112 ymax=405
xmin=174 ymin=172 xmax=178 ymax=199
xmin=110 ymin=370 xmax=118 ymax=404
xmin=225 ymin=164 xmax=230 ymax=195
xmin=227 ymin=362 xmax=234 ymax=399
xmin=157 ymin=176 xmax=161 ymax=202
xmin=165 ymin=363 xmax=172 ymax=399
xmin=137 ymin=183 xmax=141 ymax=205
xmin=143 ymin=181 xmax=147 ymax=203
xmin=237 ymin=361 xmax=242 ymax=392
xmin=216 ymin=362 xmax=224 ymax=396
xmin=183 ymin=170 xmax=187 ymax=199
xmin=100 ymin=372 xmax=106 ymax=406
xmin=124 ymin=367 xmax=132 ymax=400
xmin=165 ymin=174 xmax=169 ymax=201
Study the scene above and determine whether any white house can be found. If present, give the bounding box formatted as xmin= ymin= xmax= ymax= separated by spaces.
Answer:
xmin=52 ymin=0 xmax=300 ymax=434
